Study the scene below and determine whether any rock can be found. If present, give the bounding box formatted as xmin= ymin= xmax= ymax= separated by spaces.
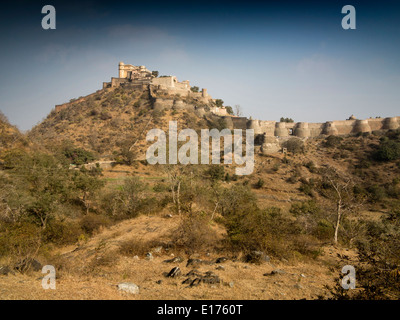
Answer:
xmin=145 ymin=253 xmax=153 ymax=261
xmin=264 ymin=269 xmax=286 ymax=276
xmin=164 ymin=214 xmax=173 ymax=218
xmin=215 ymin=257 xmax=228 ymax=264
xmin=216 ymin=266 xmax=225 ymax=271
xmin=185 ymin=269 xmax=201 ymax=277
xmin=245 ymin=251 xmax=270 ymax=264
xmin=189 ymin=278 xmax=202 ymax=287
xmin=228 ymin=281 xmax=234 ymax=288
xmin=294 ymin=283 xmax=304 ymax=290
xmin=14 ymin=258 xmax=42 ymax=273
xmin=300 ymin=274 xmax=306 ymax=278
xmin=166 ymin=267 xmax=181 ymax=278
xmin=117 ymin=282 xmax=140 ymax=295
xmin=163 ymin=256 xmax=183 ymax=263
xmin=133 ymin=255 xmax=139 ymax=260
xmin=186 ymin=258 xmax=214 ymax=267
xmin=183 ymin=270 xmax=220 ymax=287
xmin=0 ymin=265 xmax=14 ymax=276
xmin=156 ymin=280 xmax=163 ymax=285
xmin=152 ymin=246 xmax=163 ymax=253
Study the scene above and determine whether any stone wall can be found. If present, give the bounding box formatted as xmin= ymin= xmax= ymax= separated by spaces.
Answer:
xmin=242 ymin=117 xmax=399 ymax=139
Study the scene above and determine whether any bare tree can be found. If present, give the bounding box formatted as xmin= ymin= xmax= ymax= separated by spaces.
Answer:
xmin=234 ymin=104 xmax=243 ymax=117
xmin=320 ymin=166 xmax=365 ymax=244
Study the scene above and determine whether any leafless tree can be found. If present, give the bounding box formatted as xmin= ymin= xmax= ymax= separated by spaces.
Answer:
xmin=320 ymin=166 xmax=365 ymax=244
xmin=234 ymin=104 xmax=243 ymax=117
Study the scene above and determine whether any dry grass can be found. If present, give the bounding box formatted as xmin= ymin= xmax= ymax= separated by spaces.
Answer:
xmin=0 ymin=215 xmax=355 ymax=300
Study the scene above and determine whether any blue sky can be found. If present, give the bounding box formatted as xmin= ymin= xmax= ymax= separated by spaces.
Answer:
xmin=0 ymin=0 xmax=399 ymax=131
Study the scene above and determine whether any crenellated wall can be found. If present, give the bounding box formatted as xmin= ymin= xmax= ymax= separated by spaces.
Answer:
xmin=243 ymin=117 xmax=399 ymax=138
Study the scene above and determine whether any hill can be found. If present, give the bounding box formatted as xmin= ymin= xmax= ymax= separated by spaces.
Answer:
xmin=28 ymin=85 xmax=225 ymax=164
xmin=0 ymin=111 xmax=29 ymax=157
xmin=1 ymin=71 xmax=400 ymax=300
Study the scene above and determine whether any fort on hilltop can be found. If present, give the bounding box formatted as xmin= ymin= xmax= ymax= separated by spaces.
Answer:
xmin=54 ymin=62 xmax=399 ymax=144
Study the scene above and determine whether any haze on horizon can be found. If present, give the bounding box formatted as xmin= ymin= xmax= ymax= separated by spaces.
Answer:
xmin=0 ymin=0 xmax=399 ymax=131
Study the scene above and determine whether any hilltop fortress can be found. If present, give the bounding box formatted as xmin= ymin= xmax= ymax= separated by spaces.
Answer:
xmin=55 ymin=62 xmax=399 ymax=147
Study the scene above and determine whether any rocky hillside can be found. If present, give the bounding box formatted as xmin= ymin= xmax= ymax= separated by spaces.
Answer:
xmin=28 ymin=86 xmax=223 ymax=163
xmin=0 ymin=111 xmax=29 ymax=156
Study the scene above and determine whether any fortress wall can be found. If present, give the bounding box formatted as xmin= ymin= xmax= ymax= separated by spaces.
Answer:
xmin=231 ymin=117 xmax=248 ymax=130
xmin=257 ymin=120 xmax=276 ymax=136
xmin=235 ymin=117 xmax=398 ymax=138
xmin=168 ymin=88 xmax=190 ymax=97
xmin=307 ymin=123 xmax=325 ymax=137
xmin=152 ymin=77 xmax=174 ymax=88
xmin=55 ymin=90 xmax=103 ymax=112
xmin=330 ymin=120 xmax=355 ymax=135
xmin=367 ymin=118 xmax=385 ymax=131
xmin=111 ymin=77 xmax=129 ymax=87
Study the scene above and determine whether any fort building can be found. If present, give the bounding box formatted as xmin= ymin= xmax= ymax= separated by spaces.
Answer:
xmin=55 ymin=62 xmax=400 ymax=145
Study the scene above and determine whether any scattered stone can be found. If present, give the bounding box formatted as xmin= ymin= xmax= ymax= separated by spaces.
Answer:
xmin=164 ymin=214 xmax=173 ymax=218
xmin=0 ymin=266 xmax=14 ymax=276
xmin=145 ymin=252 xmax=153 ymax=261
xmin=166 ymin=267 xmax=181 ymax=278
xmin=14 ymin=258 xmax=42 ymax=273
xmin=245 ymin=251 xmax=270 ymax=264
xmin=300 ymin=274 xmax=306 ymax=278
xmin=163 ymin=256 xmax=183 ymax=263
xmin=264 ymin=269 xmax=286 ymax=276
xmin=216 ymin=266 xmax=225 ymax=271
xmin=156 ymin=280 xmax=163 ymax=285
xmin=182 ymin=270 xmax=220 ymax=288
xmin=228 ymin=281 xmax=234 ymax=288
xmin=188 ymin=278 xmax=202 ymax=287
xmin=294 ymin=283 xmax=304 ymax=290
xmin=133 ymin=255 xmax=139 ymax=260
xmin=152 ymin=246 xmax=163 ymax=253
xmin=215 ymin=257 xmax=228 ymax=264
xmin=117 ymin=282 xmax=140 ymax=295
xmin=182 ymin=278 xmax=192 ymax=285
xmin=185 ymin=269 xmax=201 ymax=277
xmin=186 ymin=258 xmax=201 ymax=267
xmin=186 ymin=258 xmax=213 ymax=267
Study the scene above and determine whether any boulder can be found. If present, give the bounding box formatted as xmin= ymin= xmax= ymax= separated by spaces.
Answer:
xmin=245 ymin=251 xmax=270 ymax=264
xmin=14 ymin=258 xmax=42 ymax=273
xmin=166 ymin=267 xmax=181 ymax=278
xmin=117 ymin=282 xmax=140 ymax=295
xmin=0 ymin=265 xmax=14 ymax=276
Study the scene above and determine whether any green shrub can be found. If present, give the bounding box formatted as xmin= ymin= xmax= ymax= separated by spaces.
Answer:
xmin=290 ymin=200 xmax=320 ymax=216
xmin=80 ymin=214 xmax=111 ymax=236
xmin=324 ymin=135 xmax=343 ymax=148
xmin=282 ymin=138 xmax=304 ymax=154
xmin=367 ymin=184 xmax=386 ymax=202
xmin=63 ymin=146 xmax=95 ymax=165
xmin=254 ymin=178 xmax=265 ymax=189
xmin=374 ymin=140 xmax=400 ymax=161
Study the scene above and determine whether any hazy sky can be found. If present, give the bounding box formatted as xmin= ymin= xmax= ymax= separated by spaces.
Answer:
xmin=1 ymin=0 xmax=399 ymax=131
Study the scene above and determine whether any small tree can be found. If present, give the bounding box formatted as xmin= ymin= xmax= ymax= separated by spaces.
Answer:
xmin=234 ymin=104 xmax=243 ymax=117
xmin=280 ymin=117 xmax=294 ymax=123
xmin=225 ymin=106 xmax=234 ymax=115
xmin=319 ymin=167 xmax=364 ymax=244
xmin=152 ymin=71 xmax=159 ymax=78
xmin=190 ymin=86 xmax=199 ymax=93
xmin=215 ymin=99 xmax=224 ymax=107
